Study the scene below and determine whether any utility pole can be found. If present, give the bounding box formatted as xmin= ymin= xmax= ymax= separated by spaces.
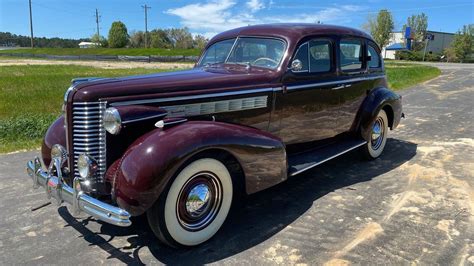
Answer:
xmin=29 ymin=0 xmax=34 ymax=48
xmin=141 ymin=4 xmax=151 ymax=48
xmin=95 ymin=8 xmax=100 ymax=38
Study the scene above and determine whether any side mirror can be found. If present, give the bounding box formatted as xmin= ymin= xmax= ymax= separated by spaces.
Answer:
xmin=290 ymin=59 xmax=303 ymax=72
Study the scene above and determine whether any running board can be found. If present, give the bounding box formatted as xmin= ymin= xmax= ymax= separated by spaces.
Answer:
xmin=288 ymin=139 xmax=367 ymax=176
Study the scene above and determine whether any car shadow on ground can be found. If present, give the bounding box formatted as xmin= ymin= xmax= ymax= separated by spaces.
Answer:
xmin=58 ymin=138 xmax=417 ymax=265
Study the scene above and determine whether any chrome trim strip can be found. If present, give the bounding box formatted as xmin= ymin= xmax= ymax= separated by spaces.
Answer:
xmin=110 ymin=87 xmax=275 ymax=107
xmin=287 ymin=75 xmax=385 ymax=91
xmin=290 ymin=141 xmax=367 ymax=176
xmin=162 ymin=96 xmax=268 ymax=118
xmin=122 ymin=112 xmax=168 ymax=125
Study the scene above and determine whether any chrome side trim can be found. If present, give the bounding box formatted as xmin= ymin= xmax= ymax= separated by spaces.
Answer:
xmin=122 ymin=112 xmax=168 ymax=125
xmin=287 ymin=75 xmax=385 ymax=91
xmin=26 ymin=158 xmax=131 ymax=227
xmin=162 ymin=96 xmax=268 ymax=118
xmin=290 ymin=141 xmax=367 ymax=176
xmin=110 ymin=87 xmax=275 ymax=107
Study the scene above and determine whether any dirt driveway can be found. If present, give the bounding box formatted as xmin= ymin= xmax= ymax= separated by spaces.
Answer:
xmin=0 ymin=63 xmax=472 ymax=265
xmin=0 ymin=58 xmax=192 ymax=69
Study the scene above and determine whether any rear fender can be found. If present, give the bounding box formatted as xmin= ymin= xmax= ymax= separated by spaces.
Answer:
xmin=107 ymin=121 xmax=287 ymax=216
xmin=354 ymin=87 xmax=402 ymax=141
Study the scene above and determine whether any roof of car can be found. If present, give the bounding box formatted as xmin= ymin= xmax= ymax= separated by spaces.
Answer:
xmin=210 ymin=23 xmax=373 ymax=44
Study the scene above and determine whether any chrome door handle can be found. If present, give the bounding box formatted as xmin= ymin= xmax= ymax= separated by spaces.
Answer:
xmin=331 ymin=85 xmax=345 ymax=90
xmin=331 ymin=84 xmax=351 ymax=90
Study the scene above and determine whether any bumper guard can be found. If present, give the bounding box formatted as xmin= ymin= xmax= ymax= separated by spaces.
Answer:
xmin=26 ymin=157 xmax=131 ymax=227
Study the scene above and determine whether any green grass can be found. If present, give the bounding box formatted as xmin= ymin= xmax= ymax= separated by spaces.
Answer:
xmin=386 ymin=62 xmax=441 ymax=90
xmin=0 ymin=62 xmax=440 ymax=153
xmin=0 ymin=48 xmax=201 ymax=57
xmin=0 ymin=65 xmax=178 ymax=153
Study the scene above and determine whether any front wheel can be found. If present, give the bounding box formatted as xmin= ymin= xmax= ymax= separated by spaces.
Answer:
xmin=147 ymin=158 xmax=233 ymax=247
xmin=362 ymin=109 xmax=389 ymax=159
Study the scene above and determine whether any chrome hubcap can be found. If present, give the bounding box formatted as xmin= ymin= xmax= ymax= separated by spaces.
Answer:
xmin=185 ymin=184 xmax=211 ymax=217
xmin=177 ymin=172 xmax=222 ymax=231
xmin=371 ymin=117 xmax=385 ymax=150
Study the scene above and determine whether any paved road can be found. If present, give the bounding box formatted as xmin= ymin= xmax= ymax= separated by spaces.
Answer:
xmin=0 ymin=63 xmax=473 ymax=265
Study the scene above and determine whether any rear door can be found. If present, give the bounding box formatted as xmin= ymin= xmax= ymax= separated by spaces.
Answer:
xmin=334 ymin=38 xmax=372 ymax=133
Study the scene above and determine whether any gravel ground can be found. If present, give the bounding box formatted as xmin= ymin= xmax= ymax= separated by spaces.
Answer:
xmin=0 ymin=63 xmax=472 ymax=265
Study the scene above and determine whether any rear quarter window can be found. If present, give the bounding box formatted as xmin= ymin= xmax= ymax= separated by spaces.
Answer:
xmin=340 ymin=39 xmax=363 ymax=71
xmin=367 ymin=44 xmax=381 ymax=68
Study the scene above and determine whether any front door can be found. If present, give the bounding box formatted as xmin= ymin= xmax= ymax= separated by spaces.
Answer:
xmin=274 ymin=37 xmax=342 ymax=145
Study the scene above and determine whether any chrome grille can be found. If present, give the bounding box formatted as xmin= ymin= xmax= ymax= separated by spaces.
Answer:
xmin=72 ymin=102 xmax=107 ymax=182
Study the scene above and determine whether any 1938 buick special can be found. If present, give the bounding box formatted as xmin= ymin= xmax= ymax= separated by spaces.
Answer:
xmin=26 ymin=24 xmax=402 ymax=247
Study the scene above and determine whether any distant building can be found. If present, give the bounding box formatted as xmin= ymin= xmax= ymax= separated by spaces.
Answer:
xmin=78 ymin=42 xmax=100 ymax=48
xmin=382 ymin=30 xmax=455 ymax=59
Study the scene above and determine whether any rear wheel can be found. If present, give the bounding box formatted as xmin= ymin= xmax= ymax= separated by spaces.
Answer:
xmin=362 ymin=109 xmax=388 ymax=159
xmin=147 ymin=158 xmax=233 ymax=247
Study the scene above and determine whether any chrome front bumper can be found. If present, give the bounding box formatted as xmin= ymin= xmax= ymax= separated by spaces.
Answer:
xmin=26 ymin=157 xmax=131 ymax=227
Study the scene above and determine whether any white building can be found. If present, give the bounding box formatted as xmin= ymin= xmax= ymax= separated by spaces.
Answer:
xmin=78 ymin=42 xmax=100 ymax=48
xmin=382 ymin=30 xmax=455 ymax=59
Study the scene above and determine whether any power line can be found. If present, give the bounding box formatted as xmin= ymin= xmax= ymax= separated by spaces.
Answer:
xmin=142 ymin=4 xmax=151 ymax=48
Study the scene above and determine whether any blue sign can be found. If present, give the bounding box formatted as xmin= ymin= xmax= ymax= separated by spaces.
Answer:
xmin=405 ymin=27 xmax=412 ymax=39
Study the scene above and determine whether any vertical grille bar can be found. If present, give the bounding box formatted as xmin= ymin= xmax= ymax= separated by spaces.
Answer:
xmin=72 ymin=102 xmax=106 ymax=182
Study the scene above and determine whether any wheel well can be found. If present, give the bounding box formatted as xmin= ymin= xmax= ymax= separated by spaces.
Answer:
xmin=383 ymin=105 xmax=394 ymax=129
xmin=187 ymin=149 xmax=246 ymax=198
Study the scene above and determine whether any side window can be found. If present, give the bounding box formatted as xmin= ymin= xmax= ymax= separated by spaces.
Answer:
xmin=367 ymin=44 xmax=381 ymax=68
xmin=309 ymin=39 xmax=331 ymax=73
xmin=292 ymin=42 xmax=309 ymax=72
xmin=200 ymin=38 xmax=235 ymax=65
xmin=340 ymin=39 xmax=362 ymax=71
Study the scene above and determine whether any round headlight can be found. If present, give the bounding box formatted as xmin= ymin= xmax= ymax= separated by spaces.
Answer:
xmin=103 ymin=107 xmax=122 ymax=135
xmin=77 ymin=154 xmax=98 ymax=179
xmin=51 ymin=144 xmax=68 ymax=165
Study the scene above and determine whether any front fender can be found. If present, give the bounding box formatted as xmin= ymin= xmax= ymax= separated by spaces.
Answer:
xmin=355 ymin=87 xmax=402 ymax=141
xmin=41 ymin=116 xmax=66 ymax=167
xmin=107 ymin=121 xmax=287 ymax=216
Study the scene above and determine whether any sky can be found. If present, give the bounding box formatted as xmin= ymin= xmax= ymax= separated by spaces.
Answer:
xmin=0 ymin=0 xmax=473 ymax=40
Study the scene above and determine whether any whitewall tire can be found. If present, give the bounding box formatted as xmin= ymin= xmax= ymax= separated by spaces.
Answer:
xmin=147 ymin=158 xmax=233 ymax=247
xmin=363 ymin=109 xmax=389 ymax=159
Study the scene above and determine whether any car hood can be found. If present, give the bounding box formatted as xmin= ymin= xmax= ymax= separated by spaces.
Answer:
xmin=70 ymin=66 xmax=280 ymax=103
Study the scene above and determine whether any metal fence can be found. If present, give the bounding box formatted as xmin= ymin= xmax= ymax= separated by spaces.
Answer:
xmin=0 ymin=53 xmax=199 ymax=63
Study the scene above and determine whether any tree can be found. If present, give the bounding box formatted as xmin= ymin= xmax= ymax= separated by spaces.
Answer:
xmin=129 ymin=31 xmax=145 ymax=48
xmin=166 ymin=27 xmax=194 ymax=49
xmin=108 ymin=21 xmax=129 ymax=48
xmin=403 ymin=13 xmax=428 ymax=51
xmin=149 ymin=29 xmax=172 ymax=48
xmin=363 ymin=9 xmax=394 ymax=48
xmin=450 ymin=24 xmax=474 ymax=62
xmin=193 ymin=34 xmax=208 ymax=50
xmin=90 ymin=33 xmax=107 ymax=47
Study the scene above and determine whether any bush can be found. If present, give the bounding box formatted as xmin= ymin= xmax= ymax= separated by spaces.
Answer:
xmin=395 ymin=50 xmax=441 ymax=62
xmin=0 ymin=114 xmax=57 ymax=140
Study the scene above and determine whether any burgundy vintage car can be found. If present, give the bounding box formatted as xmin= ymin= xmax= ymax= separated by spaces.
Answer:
xmin=26 ymin=24 xmax=402 ymax=247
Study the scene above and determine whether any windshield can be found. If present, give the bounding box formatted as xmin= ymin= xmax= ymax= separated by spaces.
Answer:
xmin=198 ymin=37 xmax=286 ymax=70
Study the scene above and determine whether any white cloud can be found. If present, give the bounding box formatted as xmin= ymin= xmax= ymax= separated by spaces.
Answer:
xmin=166 ymin=0 xmax=238 ymax=32
xmin=246 ymin=0 xmax=265 ymax=12
xmin=167 ymin=1 xmax=365 ymax=37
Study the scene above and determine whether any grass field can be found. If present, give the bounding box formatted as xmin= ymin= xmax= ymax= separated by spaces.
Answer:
xmin=0 ymin=62 xmax=440 ymax=153
xmin=385 ymin=62 xmax=441 ymax=90
xmin=0 ymin=48 xmax=201 ymax=57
